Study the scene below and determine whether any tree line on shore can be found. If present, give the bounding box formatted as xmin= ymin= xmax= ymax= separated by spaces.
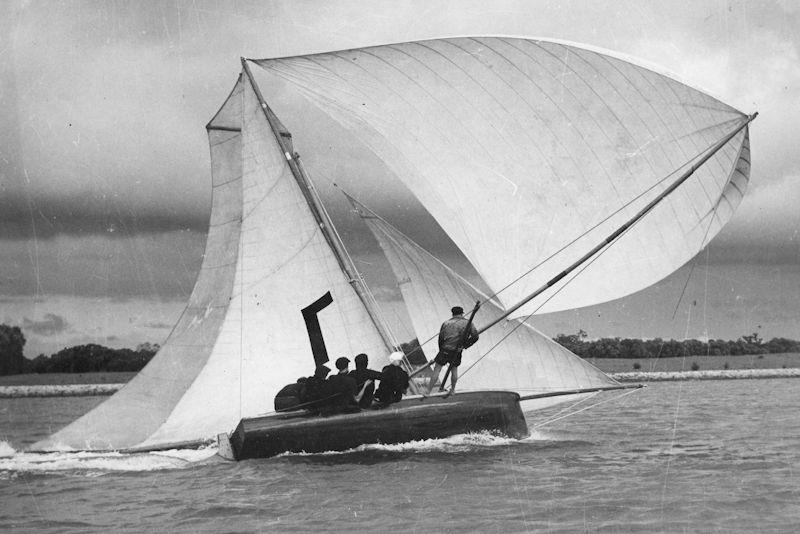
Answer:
xmin=0 ymin=324 xmax=159 ymax=375
xmin=2 ymin=322 xmax=799 ymax=376
xmin=552 ymin=330 xmax=800 ymax=359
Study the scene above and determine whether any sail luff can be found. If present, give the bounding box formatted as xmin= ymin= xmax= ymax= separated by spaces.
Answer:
xmin=478 ymin=113 xmax=757 ymax=334
xmin=241 ymin=58 xmax=397 ymax=355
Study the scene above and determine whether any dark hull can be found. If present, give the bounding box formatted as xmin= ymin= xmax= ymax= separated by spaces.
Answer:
xmin=220 ymin=390 xmax=528 ymax=460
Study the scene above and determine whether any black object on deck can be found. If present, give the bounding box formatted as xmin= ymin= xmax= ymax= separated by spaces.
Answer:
xmin=218 ymin=390 xmax=527 ymax=460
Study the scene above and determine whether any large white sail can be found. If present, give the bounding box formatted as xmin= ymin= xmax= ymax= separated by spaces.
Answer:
xmin=349 ymin=196 xmax=618 ymax=395
xmin=33 ymin=68 xmax=390 ymax=451
xmin=254 ymin=37 xmax=751 ymax=316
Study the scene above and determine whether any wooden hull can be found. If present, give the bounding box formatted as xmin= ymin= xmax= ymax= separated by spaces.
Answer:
xmin=219 ymin=390 xmax=528 ymax=460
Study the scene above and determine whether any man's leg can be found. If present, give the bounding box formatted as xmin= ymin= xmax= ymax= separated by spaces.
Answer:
xmin=449 ymin=366 xmax=458 ymax=393
xmin=427 ymin=363 xmax=442 ymax=394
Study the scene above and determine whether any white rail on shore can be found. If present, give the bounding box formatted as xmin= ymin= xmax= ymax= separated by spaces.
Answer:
xmin=0 ymin=384 xmax=125 ymax=398
xmin=611 ymin=368 xmax=800 ymax=382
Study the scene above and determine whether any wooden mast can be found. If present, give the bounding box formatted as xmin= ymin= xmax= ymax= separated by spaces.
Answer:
xmin=239 ymin=58 xmax=400 ymax=355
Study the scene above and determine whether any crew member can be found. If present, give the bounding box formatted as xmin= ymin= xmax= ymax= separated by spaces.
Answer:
xmin=427 ymin=306 xmax=479 ymax=394
xmin=349 ymin=353 xmax=382 ymax=408
xmin=326 ymin=357 xmax=360 ymax=413
xmin=303 ymin=364 xmax=332 ymax=413
xmin=375 ymin=351 xmax=409 ymax=404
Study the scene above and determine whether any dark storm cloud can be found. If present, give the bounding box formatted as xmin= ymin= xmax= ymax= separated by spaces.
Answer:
xmin=0 ymin=231 xmax=206 ymax=299
xmin=0 ymin=192 xmax=210 ymax=240
xmin=22 ymin=313 xmax=69 ymax=336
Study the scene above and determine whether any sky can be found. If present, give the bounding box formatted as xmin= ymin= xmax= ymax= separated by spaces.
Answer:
xmin=1 ymin=0 xmax=798 ymax=357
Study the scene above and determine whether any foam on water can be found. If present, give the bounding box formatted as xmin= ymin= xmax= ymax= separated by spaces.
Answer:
xmin=0 ymin=440 xmax=16 ymax=458
xmin=0 ymin=444 xmax=219 ymax=475
xmin=278 ymin=431 xmax=527 ymax=457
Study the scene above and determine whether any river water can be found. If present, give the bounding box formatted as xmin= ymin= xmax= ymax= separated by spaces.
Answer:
xmin=1 ymin=378 xmax=798 ymax=533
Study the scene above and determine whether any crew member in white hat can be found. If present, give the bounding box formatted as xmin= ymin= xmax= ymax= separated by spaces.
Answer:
xmin=374 ymin=351 xmax=409 ymax=404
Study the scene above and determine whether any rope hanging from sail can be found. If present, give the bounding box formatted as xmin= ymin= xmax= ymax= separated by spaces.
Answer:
xmin=531 ymin=387 xmax=642 ymax=430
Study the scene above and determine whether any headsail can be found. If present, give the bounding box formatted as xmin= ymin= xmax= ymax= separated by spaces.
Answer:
xmin=254 ymin=37 xmax=752 ymax=316
xmin=33 ymin=67 xmax=391 ymax=451
xmin=348 ymin=195 xmax=618 ymax=394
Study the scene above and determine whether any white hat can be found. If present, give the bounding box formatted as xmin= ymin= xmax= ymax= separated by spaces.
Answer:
xmin=389 ymin=351 xmax=405 ymax=362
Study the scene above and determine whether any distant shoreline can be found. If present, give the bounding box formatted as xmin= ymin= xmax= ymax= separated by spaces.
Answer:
xmin=610 ymin=368 xmax=800 ymax=382
xmin=2 ymin=367 xmax=800 ymax=398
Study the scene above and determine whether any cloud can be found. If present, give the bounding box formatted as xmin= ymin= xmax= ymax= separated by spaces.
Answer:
xmin=0 ymin=231 xmax=205 ymax=299
xmin=22 ymin=313 xmax=69 ymax=336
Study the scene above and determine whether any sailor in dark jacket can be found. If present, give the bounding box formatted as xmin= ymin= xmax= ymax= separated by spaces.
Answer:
xmin=348 ymin=353 xmax=382 ymax=408
xmin=375 ymin=351 xmax=410 ymax=405
xmin=325 ymin=357 xmax=360 ymax=413
xmin=303 ymin=364 xmax=332 ymax=412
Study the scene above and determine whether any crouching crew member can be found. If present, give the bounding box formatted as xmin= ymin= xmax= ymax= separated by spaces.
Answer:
xmin=375 ymin=351 xmax=409 ymax=405
xmin=325 ymin=356 xmax=361 ymax=414
xmin=301 ymin=364 xmax=333 ymax=413
xmin=349 ymin=353 xmax=382 ymax=408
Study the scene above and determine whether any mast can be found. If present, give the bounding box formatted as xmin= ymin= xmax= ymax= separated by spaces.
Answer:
xmin=240 ymin=58 xmax=399 ymax=354
xmin=478 ymin=112 xmax=758 ymax=335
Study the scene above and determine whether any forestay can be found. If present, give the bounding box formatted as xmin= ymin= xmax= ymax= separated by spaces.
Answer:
xmin=33 ymin=69 xmax=390 ymax=451
xmin=254 ymin=37 xmax=751 ymax=317
xmin=348 ymin=195 xmax=618 ymax=395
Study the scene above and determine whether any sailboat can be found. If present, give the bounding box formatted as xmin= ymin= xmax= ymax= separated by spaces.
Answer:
xmin=31 ymin=37 xmax=753 ymax=459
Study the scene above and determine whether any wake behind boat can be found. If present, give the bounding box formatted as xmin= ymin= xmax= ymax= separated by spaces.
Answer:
xmin=29 ymin=37 xmax=754 ymax=458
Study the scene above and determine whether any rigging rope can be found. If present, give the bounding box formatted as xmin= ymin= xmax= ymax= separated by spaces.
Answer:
xmin=531 ymin=387 xmax=642 ymax=429
xmin=458 ymin=212 xmax=647 ymax=381
xmin=480 ymin=131 xmax=732 ymax=306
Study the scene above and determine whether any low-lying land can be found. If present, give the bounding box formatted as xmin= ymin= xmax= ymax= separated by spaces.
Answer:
xmin=587 ymin=352 xmax=800 ymax=374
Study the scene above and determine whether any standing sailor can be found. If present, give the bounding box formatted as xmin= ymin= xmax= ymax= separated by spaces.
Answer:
xmin=375 ymin=351 xmax=410 ymax=404
xmin=427 ymin=306 xmax=479 ymax=394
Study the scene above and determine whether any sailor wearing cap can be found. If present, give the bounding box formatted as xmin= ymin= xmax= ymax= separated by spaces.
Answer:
xmin=349 ymin=353 xmax=382 ymax=408
xmin=325 ymin=357 xmax=360 ymax=413
xmin=427 ymin=305 xmax=479 ymax=395
xmin=300 ymin=364 xmax=332 ymax=412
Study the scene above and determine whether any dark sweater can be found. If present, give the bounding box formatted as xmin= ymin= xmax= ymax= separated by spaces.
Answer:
xmin=375 ymin=365 xmax=409 ymax=404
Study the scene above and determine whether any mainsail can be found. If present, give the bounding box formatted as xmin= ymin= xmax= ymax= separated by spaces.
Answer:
xmin=33 ymin=67 xmax=392 ymax=451
xmin=348 ymin=196 xmax=618 ymax=396
xmin=254 ymin=37 xmax=751 ymax=317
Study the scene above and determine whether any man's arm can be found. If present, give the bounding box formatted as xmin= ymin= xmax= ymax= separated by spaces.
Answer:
xmin=463 ymin=323 xmax=479 ymax=349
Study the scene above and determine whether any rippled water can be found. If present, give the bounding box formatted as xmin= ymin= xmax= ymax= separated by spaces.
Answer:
xmin=2 ymin=379 xmax=799 ymax=533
